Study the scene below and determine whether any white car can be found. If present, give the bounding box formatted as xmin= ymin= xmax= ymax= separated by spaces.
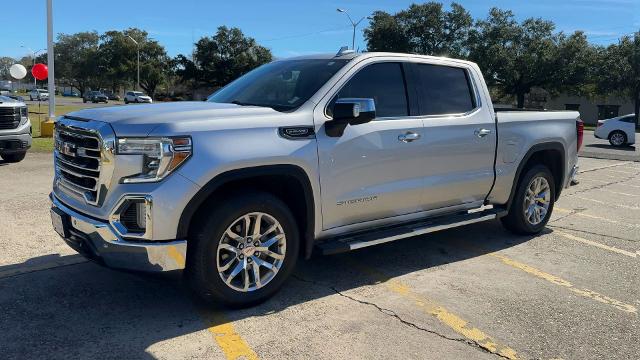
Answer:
xmin=29 ymin=89 xmax=49 ymax=101
xmin=594 ymin=114 xmax=637 ymax=146
xmin=124 ymin=91 xmax=152 ymax=104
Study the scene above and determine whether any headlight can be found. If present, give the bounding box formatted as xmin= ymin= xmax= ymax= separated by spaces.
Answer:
xmin=19 ymin=106 xmax=29 ymax=126
xmin=117 ymin=137 xmax=192 ymax=183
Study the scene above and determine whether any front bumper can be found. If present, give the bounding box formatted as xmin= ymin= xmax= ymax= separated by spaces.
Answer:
xmin=50 ymin=193 xmax=187 ymax=272
xmin=0 ymin=128 xmax=32 ymax=154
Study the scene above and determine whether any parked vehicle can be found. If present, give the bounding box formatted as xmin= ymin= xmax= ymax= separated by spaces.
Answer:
xmin=50 ymin=51 xmax=581 ymax=307
xmin=594 ymin=114 xmax=636 ymax=146
xmin=29 ymin=89 xmax=49 ymax=101
xmin=0 ymin=96 xmax=31 ymax=163
xmin=83 ymin=91 xmax=108 ymax=103
xmin=63 ymin=90 xmax=79 ymax=97
xmin=124 ymin=91 xmax=152 ymax=104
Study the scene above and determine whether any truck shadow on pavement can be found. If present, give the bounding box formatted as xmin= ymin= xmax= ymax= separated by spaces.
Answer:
xmin=585 ymin=143 xmax=636 ymax=151
xmin=0 ymin=220 xmax=542 ymax=359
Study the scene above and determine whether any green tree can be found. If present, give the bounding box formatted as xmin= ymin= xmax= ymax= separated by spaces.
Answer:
xmin=597 ymin=32 xmax=640 ymax=126
xmin=0 ymin=57 xmax=16 ymax=80
xmin=468 ymin=9 xmax=560 ymax=108
xmin=365 ymin=2 xmax=472 ymax=57
xmin=54 ymin=31 xmax=100 ymax=96
xmin=178 ymin=26 xmax=273 ymax=88
xmin=99 ymin=28 xmax=170 ymax=97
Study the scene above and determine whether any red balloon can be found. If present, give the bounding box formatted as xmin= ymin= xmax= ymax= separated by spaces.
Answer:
xmin=32 ymin=63 xmax=48 ymax=81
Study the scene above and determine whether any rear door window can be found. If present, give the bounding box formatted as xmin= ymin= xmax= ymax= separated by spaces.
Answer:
xmin=414 ymin=64 xmax=476 ymax=116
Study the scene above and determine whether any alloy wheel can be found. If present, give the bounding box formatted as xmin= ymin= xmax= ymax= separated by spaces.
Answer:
xmin=216 ymin=212 xmax=286 ymax=292
xmin=610 ymin=132 xmax=625 ymax=146
xmin=523 ymin=176 xmax=551 ymax=226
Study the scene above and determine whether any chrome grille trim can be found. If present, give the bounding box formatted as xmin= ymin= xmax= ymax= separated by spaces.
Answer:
xmin=54 ymin=117 xmax=116 ymax=207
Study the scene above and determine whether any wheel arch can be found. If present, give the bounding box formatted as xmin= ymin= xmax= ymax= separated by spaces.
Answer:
xmin=178 ymin=164 xmax=316 ymax=259
xmin=505 ymin=142 xmax=566 ymax=212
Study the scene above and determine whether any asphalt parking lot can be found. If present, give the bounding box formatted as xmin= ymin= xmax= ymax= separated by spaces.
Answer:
xmin=0 ymin=153 xmax=638 ymax=360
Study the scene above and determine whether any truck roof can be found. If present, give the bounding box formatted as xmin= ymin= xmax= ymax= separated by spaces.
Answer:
xmin=283 ymin=51 xmax=478 ymax=68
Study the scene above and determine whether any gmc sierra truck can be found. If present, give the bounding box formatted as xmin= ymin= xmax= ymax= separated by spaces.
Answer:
xmin=0 ymin=95 xmax=31 ymax=163
xmin=50 ymin=51 xmax=582 ymax=307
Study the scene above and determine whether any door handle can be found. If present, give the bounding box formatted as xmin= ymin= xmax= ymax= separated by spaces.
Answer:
xmin=398 ymin=132 xmax=421 ymax=143
xmin=474 ymin=128 xmax=492 ymax=138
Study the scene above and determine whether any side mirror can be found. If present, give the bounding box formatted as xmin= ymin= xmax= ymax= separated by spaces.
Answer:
xmin=326 ymin=98 xmax=376 ymax=137
xmin=332 ymin=98 xmax=376 ymax=125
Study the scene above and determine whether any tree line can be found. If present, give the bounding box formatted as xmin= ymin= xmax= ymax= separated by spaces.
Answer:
xmin=0 ymin=26 xmax=272 ymax=99
xmin=0 ymin=2 xmax=638 ymax=123
xmin=366 ymin=2 xmax=639 ymax=123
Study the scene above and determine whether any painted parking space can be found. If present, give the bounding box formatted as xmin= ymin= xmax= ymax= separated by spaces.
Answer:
xmin=1 ymin=154 xmax=639 ymax=360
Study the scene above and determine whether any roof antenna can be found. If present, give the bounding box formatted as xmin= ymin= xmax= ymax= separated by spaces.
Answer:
xmin=336 ymin=46 xmax=355 ymax=56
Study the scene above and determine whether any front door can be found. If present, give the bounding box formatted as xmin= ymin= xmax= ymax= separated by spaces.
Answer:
xmin=314 ymin=60 xmax=426 ymax=230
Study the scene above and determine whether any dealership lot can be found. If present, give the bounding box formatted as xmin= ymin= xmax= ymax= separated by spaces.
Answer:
xmin=0 ymin=154 xmax=638 ymax=360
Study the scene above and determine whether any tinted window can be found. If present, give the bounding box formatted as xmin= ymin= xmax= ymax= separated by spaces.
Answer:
xmin=415 ymin=64 xmax=475 ymax=115
xmin=331 ymin=62 xmax=408 ymax=118
xmin=621 ymin=115 xmax=635 ymax=123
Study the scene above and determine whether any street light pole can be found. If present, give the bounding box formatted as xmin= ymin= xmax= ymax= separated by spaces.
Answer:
xmin=337 ymin=8 xmax=365 ymax=50
xmin=46 ymin=0 xmax=55 ymax=121
xmin=127 ymin=35 xmax=140 ymax=91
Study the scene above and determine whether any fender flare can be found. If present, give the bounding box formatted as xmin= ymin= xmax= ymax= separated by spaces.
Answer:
xmin=177 ymin=164 xmax=316 ymax=258
xmin=505 ymin=142 xmax=566 ymax=212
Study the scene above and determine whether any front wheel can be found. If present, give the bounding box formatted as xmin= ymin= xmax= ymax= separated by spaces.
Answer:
xmin=187 ymin=191 xmax=299 ymax=307
xmin=1 ymin=152 xmax=27 ymax=163
xmin=124 ymin=99 xmax=129 ymax=104
xmin=501 ymin=164 xmax=555 ymax=235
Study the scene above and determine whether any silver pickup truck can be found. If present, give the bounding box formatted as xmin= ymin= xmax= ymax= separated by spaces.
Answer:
xmin=0 ymin=96 xmax=31 ymax=163
xmin=50 ymin=51 xmax=582 ymax=307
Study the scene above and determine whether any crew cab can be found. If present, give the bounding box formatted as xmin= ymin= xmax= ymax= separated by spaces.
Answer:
xmin=50 ymin=51 xmax=581 ymax=307
xmin=0 ymin=96 xmax=31 ymax=163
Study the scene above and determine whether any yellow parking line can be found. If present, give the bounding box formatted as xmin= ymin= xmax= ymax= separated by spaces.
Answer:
xmin=352 ymin=261 xmax=520 ymax=359
xmin=554 ymin=207 xmax=640 ymax=228
xmin=556 ymin=231 xmax=638 ymax=258
xmin=199 ymin=311 xmax=259 ymax=360
xmin=489 ymin=253 xmax=637 ymax=314
xmin=171 ymin=251 xmax=259 ymax=360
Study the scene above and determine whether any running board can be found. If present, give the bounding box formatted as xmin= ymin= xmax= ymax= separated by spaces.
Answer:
xmin=317 ymin=208 xmax=505 ymax=255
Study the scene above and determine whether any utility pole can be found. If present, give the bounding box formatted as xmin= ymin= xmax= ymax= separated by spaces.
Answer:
xmin=127 ymin=35 xmax=140 ymax=91
xmin=336 ymin=8 xmax=365 ymax=50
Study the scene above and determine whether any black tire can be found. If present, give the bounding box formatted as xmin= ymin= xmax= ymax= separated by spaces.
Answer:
xmin=501 ymin=164 xmax=555 ymax=235
xmin=135 ymin=99 xmax=139 ymax=103
xmin=1 ymin=152 xmax=27 ymax=163
xmin=124 ymin=99 xmax=129 ymax=104
xmin=187 ymin=191 xmax=299 ymax=308
xmin=608 ymin=131 xmax=627 ymax=147
xmin=83 ymin=99 xmax=87 ymax=103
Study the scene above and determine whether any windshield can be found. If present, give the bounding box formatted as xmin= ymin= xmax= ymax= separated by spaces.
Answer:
xmin=133 ymin=92 xmax=144 ymax=95
xmin=208 ymin=58 xmax=350 ymax=112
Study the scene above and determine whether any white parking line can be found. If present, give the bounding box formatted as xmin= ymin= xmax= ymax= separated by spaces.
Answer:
xmin=554 ymin=207 xmax=640 ymax=228
xmin=572 ymin=196 xmax=640 ymax=211
xmin=556 ymin=231 xmax=638 ymax=258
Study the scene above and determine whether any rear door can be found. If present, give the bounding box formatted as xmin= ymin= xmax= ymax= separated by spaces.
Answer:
xmin=409 ymin=61 xmax=496 ymax=210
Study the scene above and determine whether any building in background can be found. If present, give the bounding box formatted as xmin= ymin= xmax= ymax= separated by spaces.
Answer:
xmin=545 ymin=94 xmax=634 ymax=125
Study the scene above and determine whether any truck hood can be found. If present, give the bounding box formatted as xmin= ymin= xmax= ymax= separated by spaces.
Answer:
xmin=65 ymin=101 xmax=281 ymax=136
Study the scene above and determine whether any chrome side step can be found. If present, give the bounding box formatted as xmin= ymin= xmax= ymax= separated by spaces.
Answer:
xmin=317 ymin=208 xmax=504 ymax=255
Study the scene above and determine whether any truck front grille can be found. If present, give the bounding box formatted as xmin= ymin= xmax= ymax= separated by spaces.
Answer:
xmin=0 ymin=107 xmax=21 ymax=130
xmin=54 ymin=124 xmax=103 ymax=205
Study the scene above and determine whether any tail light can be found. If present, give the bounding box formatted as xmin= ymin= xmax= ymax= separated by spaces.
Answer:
xmin=597 ymin=120 xmax=603 ymax=127
xmin=576 ymin=119 xmax=584 ymax=151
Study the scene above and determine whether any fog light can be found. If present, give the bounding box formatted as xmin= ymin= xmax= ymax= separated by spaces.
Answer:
xmin=110 ymin=195 xmax=152 ymax=239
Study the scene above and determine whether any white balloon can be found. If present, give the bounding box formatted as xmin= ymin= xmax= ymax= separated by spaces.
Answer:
xmin=9 ymin=64 xmax=27 ymax=80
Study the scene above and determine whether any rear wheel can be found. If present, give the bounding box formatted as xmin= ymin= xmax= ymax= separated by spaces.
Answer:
xmin=609 ymin=131 xmax=627 ymax=147
xmin=187 ymin=191 xmax=299 ymax=307
xmin=1 ymin=152 xmax=27 ymax=163
xmin=501 ymin=164 xmax=555 ymax=235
